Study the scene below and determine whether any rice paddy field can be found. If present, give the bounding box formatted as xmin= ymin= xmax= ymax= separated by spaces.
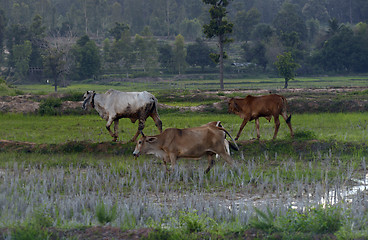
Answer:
xmin=0 ymin=77 xmax=367 ymax=239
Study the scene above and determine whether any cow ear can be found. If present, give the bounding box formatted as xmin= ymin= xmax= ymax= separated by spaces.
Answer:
xmin=146 ymin=137 xmax=157 ymax=143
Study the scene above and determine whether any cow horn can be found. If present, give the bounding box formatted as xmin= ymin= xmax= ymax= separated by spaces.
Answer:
xmin=140 ymin=131 xmax=145 ymax=137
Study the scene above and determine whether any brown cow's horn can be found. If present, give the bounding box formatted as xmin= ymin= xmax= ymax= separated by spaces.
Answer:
xmin=140 ymin=131 xmax=145 ymax=137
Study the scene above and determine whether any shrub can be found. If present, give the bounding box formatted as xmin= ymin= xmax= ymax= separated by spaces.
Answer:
xmin=276 ymin=205 xmax=342 ymax=234
xmin=178 ymin=210 xmax=216 ymax=233
xmin=7 ymin=207 xmax=54 ymax=240
xmin=38 ymin=97 xmax=62 ymax=116
xmin=95 ymin=201 xmax=118 ymax=225
xmin=61 ymin=91 xmax=84 ymax=101
xmin=294 ymin=130 xmax=317 ymax=140
xmin=249 ymin=207 xmax=276 ymax=233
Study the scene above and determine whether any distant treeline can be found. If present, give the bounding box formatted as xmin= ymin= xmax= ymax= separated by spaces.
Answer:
xmin=0 ymin=0 xmax=368 ymax=86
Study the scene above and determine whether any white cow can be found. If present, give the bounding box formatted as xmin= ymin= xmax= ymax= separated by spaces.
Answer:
xmin=82 ymin=89 xmax=162 ymax=142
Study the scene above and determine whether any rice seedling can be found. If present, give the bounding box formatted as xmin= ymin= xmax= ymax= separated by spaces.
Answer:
xmin=0 ymin=149 xmax=366 ymax=239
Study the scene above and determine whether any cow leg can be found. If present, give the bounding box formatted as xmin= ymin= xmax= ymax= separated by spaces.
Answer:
xmin=163 ymin=154 xmax=171 ymax=172
xmin=131 ymin=119 xmax=146 ymax=142
xmin=150 ymin=113 xmax=163 ymax=133
xmin=255 ymin=118 xmax=261 ymax=139
xmin=281 ymin=113 xmax=294 ymax=138
xmin=205 ymin=153 xmax=216 ymax=174
xmin=106 ymin=118 xmax=117 ymax=141
xmin=236 ymin=118 xmax=249 ymax=140
xmin=113 ymin=119 xmax=119 ymax=141
xmin=273 ymin=116 xmax=280 ymax=140
xmin=169 ymin=153 xmax=178 ymax=167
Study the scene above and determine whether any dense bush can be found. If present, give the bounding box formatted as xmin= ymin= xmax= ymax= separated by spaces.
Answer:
xmin=38 ymin=97 xmax=62 ymax=116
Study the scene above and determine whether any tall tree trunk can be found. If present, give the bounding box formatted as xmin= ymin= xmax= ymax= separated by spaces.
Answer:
xmin=54 ymin=76 xmax=58 ymax=92
xmin=219 ymin=35 xmax=224 ymax=90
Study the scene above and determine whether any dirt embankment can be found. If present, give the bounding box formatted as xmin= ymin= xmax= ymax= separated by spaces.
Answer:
xmin=0 ymin=87 xmax=367 ymax=114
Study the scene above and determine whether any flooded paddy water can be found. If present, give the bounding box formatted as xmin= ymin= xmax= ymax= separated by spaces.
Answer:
xmin=0 ymin=152 xmax=367 ymax=230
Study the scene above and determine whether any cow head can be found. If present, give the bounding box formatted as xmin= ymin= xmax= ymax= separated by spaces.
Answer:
xmin=82 ymin=91 xmax=95 ymax=110
xmin=133 ymin=134 xmax=158 ymax=158
xmin=228 ymin=98 xmax=240 ymax=114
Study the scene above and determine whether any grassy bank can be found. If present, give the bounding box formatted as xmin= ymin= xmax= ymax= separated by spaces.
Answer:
xmin=12 ymin=75 xmax=368 ymax=94
xmin=1 ymin=112 xmax=367 ymax=144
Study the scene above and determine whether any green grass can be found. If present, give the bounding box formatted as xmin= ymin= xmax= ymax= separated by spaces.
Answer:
xmin=1 ymin=112 xmax=367 ymax=144
xmin=14 ymin=75 xmax=368 ymax=94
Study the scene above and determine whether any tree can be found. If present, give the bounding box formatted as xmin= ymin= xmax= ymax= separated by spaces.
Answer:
xmin=273 ymin=2 xmax=307 ymax=40
xmin=71 ymin=35 xmax=101 ymax=80
xmin=134 ymin=27 xmax=159 ymax=73
xmin=313 ymin=25 xmax=368 ymax=73
xmin=186 ymin=38 xmax=216 ymax=72
xmin=43 ymin=32 xmax=75 ymax=92
xmin=302 ymin=0 xmax=329 ymax=22
xmin=251 ymin=23 xmax=274 ymax=42
xmin=29 ymin=15 xmax=46 ymax=69
xmin=12 ymin=40 xmax=32 ymax=82
xmin=173 ymin=34 xmax=187 ymax=74
xmin=108 ymin=22 xmax=129 ymax=41
xmin=242 ymin=42 xmax=268 ymax=71
xmin=233 ymin=8 xmax=261 ymax=42
xmin=327 ymin=18 xmax=342 ymax=36
xmin=0 ymin=9 xmax=6 ymax=66
xmin=6 ymin=24 xmax=29 ymax=71
xmin=274 ymin=52 xmax=300 ymax=89
xmin=179 ymin=18 xmax=202 ymax=40
xmin=43 ymin=48 xmax=66 ymax=92
xmin=202 ymin=0 xmax=233 ymax=90
xmin=108 ymin=29 xmax=134 ymax=74
xmin=158 ymin=43 xmax=175 ymax=73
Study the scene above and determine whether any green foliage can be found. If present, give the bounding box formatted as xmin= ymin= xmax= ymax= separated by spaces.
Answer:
xmin=173 ymin=34 xmax=187 ymax=74
xmin=294 ymin=130 xmax=317 ymax=140
xmin=8 ymin=207 xmax=53 ymax=240
xmin=38 ymin=97 xmax=62 ymax=115
xmin=108 ymin=22 xmax=129 ymax=41
xmin=178 ymin=210 xmax=210 ymax=233
xmin=249 ymin=207 xmax=276 ymax=232
xmin=12 ymin=40 xmax=32 ymax=82
xmin=274 ymin=51 xmax=301 ymax=88
xmin=95 ymin=201 xmax=118 ymax=225
xmin=158 ymin=43 xmax=175 ymax=73
xmin=313 ymin=25 xmax=368 ymax=73
xmin=276 ymin=205 xmax=342 ymax=234
xmin=202 ymin=0 xmax=234 ymax=90
xmin=134 ymin=29 xmax=159 ymax=73
xmin=233 ymin=8 xmax=261 ymax=42
xmin=0 ymin=77 xmax=19 ymax=96
xmin=72 ymin=35 xmax=101 ymax=80
xmin=273 ymin=2 xmax=307 ymax=40
xmin=10 ymin=224 xmax=52 ymax=240
xmin=145 ymin=228 xmax=185 ymax=240
xmin=186 ymin=38 xmax=216 ymax=71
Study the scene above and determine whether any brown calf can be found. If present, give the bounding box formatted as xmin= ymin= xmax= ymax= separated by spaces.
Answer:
xmin=228 ymin=94 xmax=294 ymax=140
xmin=133 ymin=121 xmax=238 ymax=173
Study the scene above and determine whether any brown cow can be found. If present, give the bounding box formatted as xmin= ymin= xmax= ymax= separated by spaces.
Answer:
xmin=228 ymin=94 xmax=294 ymax=140
xmin=133 ymin=121 xmax=238 ymax=173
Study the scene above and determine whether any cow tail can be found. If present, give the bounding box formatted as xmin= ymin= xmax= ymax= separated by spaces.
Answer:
xmin=215 ymin=121 xmax=239 ymax=151
xmin=281 ymin=96 xmax=292 ymax=123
